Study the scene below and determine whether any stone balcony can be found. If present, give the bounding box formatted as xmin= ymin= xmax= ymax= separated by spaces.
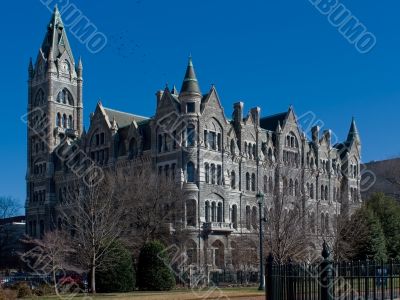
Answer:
xmin=203 ymin=222 xmax=234 ymax=233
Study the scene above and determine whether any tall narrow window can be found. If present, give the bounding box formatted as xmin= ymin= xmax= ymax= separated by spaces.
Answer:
xmin=187 ymin=162 xmax=195 ymax=183
xmin=246 ymin=173 xmax=250 ymax=190
xmin=56 ymin=113 xmax=61 ymax=127
xmin=230 ymin=171 xmax=236 ymax=189
xmin=211 ymin=164 xmax=216 ymax=184
xmin=211 ymin=202 xmax=217 ymax=222
xmin=62 ymin=114 xmax=67 ymax=128
xmin=251 ymin=173 xmax=256 ymax=191
xmin=217 ymin=202 xmax=223 ymax=222
xmin=205 ymin=163 xmax=210 ymax=183
xmin=217 ymin=165 xmax=222 ymax=185
xmin=205 ymin=201 xmax=210 ymax=222
xmin=217 ymin=133 xmax=222 ymax=151
xmin=246 ymin=206 xmax=251 ymax=230
xmin=187 ymin=125 xmax=196 ymax=147
xmin=232 ymin=205 xmax=238 ymax=229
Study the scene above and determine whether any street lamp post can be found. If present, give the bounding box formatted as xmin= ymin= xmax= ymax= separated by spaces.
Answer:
xmin=257 ymin=191 xmax=265 ymax=291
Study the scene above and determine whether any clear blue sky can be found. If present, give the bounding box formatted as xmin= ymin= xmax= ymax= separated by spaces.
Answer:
xmin=0 ymin=0 xmax=399 ymax=209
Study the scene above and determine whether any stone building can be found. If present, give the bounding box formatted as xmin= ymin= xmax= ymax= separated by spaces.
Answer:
xmin=26 ymin=7 xmax=362 ymax=274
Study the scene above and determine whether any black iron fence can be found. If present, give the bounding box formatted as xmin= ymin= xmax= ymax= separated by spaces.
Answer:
xmin=266 ymin=244 xmax=400 ymax=300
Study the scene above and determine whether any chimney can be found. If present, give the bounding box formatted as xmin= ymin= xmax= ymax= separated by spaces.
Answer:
xmin=250 ymin=107 xmax=261 ymax=126
xmin=311 ymin=125 xmax=320 ymax=143
xmin=233 ymin=102 xmax=244 ymax=124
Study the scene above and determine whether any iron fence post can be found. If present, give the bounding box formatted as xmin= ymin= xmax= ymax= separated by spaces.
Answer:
xmin=266 ymin=252 xmax=274 ymax=300
xmin=320 ymin=241 xmax=333 ymax=300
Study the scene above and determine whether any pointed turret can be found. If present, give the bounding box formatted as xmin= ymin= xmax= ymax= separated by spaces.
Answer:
xmin=180 ymin=56 xmax=201 ymax=96
xmin=77 ymin=57 xmax=83 ymax=78
xmin=346 ymin=117 xmax=360 ymax=143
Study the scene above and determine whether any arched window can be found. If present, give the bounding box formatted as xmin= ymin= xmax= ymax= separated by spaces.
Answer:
xmin=321 ymin=213 xmax=325 ymax=233
xmin=217 ymin=165 xmax=222 ymax=185
xmin=310 ymin=183 xmax=314 ymax=199
xmin=310 ymin=212 xmax=316 ymax=233
xmin=263 ymin=175 xmax=268 ymax=193
xmin=325 ymin=186 xmax=328 ymax=201
xmin=217 ymin=202 xmax=223 ymax=222
xmin=211 ymin=164 xmax=216 ymax=184
xmin=251 ymin=173 xmax=256 ymax=191
xmin=205 ymin=163 xmax=210 ymax=183
xmin=187 ymin=125 xmax=196 ymax=147
xmin=246 ymin=173 xmax=250 ymax=190
xmin=186 ymin=199 xmax=196 ymax=226
xmin=232 ymin=205 xmax=238 ymax=229
xmin=321 ymin=185 xmax=325 ymax=200
xmin=230 ymin=139 xmax=235 ymax=155
xmin=67 ymin=115 xmax=72 ymax=129
xmin=57 ymin=88 xmax=74 ymax=105
xmin=295 ymin=180 xmax=299 ymax=196
xmin=56 ymin=113 xmax=61 ymax=127
xmin=205 ymin=201 xmax=210 ymax=222
xmin=62 ymin=114 xmax=67 ymax=128
xmin=230 ymin=171 xmax=236 ymax=189
xmin=245 ymin=206 xmax=251 ymax=230
xmin=306 ymin=183 xmax=310 ymax=198
xmin=187 ymin=162 xmax=195 ymax=183
xmin=212 ymin=240 xmax=225 ymax=269
xmin=211 ymin=202 xmax=217 ymax=222
xmin=35 ymin=89 xmax=45 ymax=106
xmin=251 ymin=206 xmax=258 ymax=229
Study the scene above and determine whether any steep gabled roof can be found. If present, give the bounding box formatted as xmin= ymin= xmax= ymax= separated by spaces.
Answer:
xmin=260 ymin=112 xmax=287 ymax=131
xmin=103 ymin=107 xmax=149 ymax=128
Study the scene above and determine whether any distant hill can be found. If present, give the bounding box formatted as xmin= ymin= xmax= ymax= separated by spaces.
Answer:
xmin=362 ymin=158 xmax=400 ymax=201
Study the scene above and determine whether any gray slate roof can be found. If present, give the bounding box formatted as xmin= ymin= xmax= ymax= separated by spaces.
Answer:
xmin=103 ymin=107 xmax=149 ymax=128
xmin=260 ymin=112 xmax=287 ymax=131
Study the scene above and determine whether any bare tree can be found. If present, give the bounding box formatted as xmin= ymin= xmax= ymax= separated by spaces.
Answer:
xmin=231 ymin=234 xmax=258 ymax=283
xmin=0 ymin=196 xmax=21 ymax=267
xmin=21 ymin=230 xmax=77 ymax=294
xmin=0 ymin=196 xmax=20 ymax=220
xmin=57 ymin=170 xmax=128 ymax=294
xmin=120 ymin=163 xmax=186 ymax=254
xmin=263 ymin=166 xmax=316 ymax=263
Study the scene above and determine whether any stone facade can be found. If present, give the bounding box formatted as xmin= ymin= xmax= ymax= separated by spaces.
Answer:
xmin=26 ymin=7 xmax=362 ymax=272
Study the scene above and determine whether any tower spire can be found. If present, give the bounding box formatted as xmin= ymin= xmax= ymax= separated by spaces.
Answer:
xmin=39 ymin=5 xmax=75 ymax=66
xmin=346 ymin=117 xmax=360 ymax=143
xmin=180 ymin=56 xmax=201 ymax=96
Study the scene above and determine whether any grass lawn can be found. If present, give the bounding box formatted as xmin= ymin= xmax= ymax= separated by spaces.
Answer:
xmin=28 ymin=287 xmax=265 ymax=299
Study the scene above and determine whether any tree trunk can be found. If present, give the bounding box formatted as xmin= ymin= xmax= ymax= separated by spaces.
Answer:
xmin=91 ymin=264 xmax=96 ymax=294
xmin=52 ymin=268 xmax=58 ymax=295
